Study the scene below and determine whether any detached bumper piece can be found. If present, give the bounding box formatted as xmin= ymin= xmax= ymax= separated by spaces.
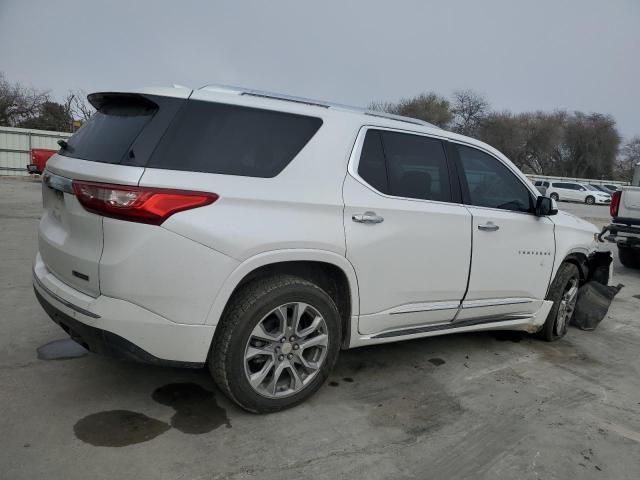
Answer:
xmin=571 ymin=282 xmax=623 ymax=331
xmin=34 ymin=287 xmax=203 ymax=368
xmin=570 ymin=250 xmax=622 ymax=331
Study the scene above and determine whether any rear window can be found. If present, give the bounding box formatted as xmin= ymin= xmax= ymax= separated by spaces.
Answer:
xmin=62 ymin=93 xmax=158 ymax=164
xmin=147 ymin=100 xmax=323 ymax=177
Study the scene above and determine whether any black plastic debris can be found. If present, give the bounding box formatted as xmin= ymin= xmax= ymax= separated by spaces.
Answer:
xmin=571 ymin=282 xmax=623 ymax=331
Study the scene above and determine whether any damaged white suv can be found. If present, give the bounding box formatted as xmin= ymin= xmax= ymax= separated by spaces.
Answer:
xmin=33 ymin=85 xmax=610 ymax=412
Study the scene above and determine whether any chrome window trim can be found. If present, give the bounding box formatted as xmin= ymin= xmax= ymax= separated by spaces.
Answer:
xmin=347 ymin=126 xmax=545 ymax=217
xmin=447 ymin=139 xmax=549 ymax=217
xmin=346 ymin=125 xmax=464 ymax=207
xmin=447 ymin=139 xmax=540 ymax=199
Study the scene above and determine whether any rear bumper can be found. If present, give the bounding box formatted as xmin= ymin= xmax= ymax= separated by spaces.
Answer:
xmin=599 ymin=223 xmax=640 ymax=249
xmin=33 ymin=253 xmax=215 ymax=366
xmin=34 ymin=287 xmax=202 ymax=368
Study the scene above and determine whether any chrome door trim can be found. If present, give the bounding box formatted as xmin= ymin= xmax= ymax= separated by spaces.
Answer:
xmin=371 ymin=313 xmax=532 ymax=339
xmin=345 ymin=125 xmax=466 ymax=207
xmin=461 ymin=297 xmax=535 ymax=309
xmin=387 ymin=301 xmax=460 ymax=315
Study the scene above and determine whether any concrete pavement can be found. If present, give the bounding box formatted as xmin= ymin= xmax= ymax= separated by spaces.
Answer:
xmin=1 ymin=177 xmax=639 ymax=480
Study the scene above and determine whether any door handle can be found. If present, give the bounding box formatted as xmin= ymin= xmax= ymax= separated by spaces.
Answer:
xmin=352 ymin=211 xmax=384 ymax=224
xmin=478 ymin=222 xmax=499 ymax=232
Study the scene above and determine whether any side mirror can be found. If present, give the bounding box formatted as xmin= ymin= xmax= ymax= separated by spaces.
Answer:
xmin=535 ymin=196 xmax=558 ymax=216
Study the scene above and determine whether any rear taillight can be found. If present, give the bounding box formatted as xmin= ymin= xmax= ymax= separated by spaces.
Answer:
xmin=610 ymin=190 xmax=621 ymax=218
xmin=71 ymin=181 xmax=218 ymax=225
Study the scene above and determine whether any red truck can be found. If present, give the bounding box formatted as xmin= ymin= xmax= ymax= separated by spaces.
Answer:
xmin=27 ymin=148 xmax=57 ymax=174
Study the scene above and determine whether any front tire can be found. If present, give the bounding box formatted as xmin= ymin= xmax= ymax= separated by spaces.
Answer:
xmin=209 ymin=275 xmax=341 ymax=413
xmin=585 ymin=196 xmax=595 ymax=205
xmin=550 ymin=193 xmax=559 ymax=201
xmin=538 ymin=263 xmax=580 ymax=342
xmin=619 ymin=246 xmax=640 ymax=269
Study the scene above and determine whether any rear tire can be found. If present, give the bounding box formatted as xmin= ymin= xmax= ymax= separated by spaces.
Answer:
xmin=619 ymin=246 xmax=640 ymax=269
xmin=537 ymin=263 xmax=580 ymax=342
xmin=550 ymin=193 xmax=559 ymax=201
xmin=585 ymin=196 xmax=595 ymax=205
xmin=209 ymin=275 xmax=341 ymax=413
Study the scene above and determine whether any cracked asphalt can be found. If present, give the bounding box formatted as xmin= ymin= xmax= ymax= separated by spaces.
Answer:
xmin=1 ymin=177 xmax=639 ymax=479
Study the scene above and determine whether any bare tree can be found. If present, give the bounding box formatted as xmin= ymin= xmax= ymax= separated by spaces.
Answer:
xmin=64 ymin=90 xmax=94 ymax=123
xmin=451 ymin=89 xmax=489 ymax=136
xmin=0 ymin=72 xmax=50 ymax=127
xmin=369 ymin=92 xmax=453 ymax=128
xmin=616 ymin=137 xmax=640 ymax=182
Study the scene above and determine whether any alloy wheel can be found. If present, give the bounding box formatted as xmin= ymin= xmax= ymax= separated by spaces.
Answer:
xmin=243 ymin=302 xmax=329 ymax=398
xmin=555 ymin=278 xmax=579 ymax=336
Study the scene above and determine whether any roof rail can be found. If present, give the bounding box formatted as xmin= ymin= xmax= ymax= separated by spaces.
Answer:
xmin=198 ymin=84 xmax=437 ymax=128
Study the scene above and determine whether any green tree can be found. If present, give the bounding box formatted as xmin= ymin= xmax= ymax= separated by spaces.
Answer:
xmin=560 ymin=112 xmax=620 ymax=179
xmin=19 ymin=101 xmax=73 ymax=132
xmin=370 ymin=92 xmax=453 ymax=128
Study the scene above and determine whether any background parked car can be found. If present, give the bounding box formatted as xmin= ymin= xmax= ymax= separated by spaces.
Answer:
xmin=589 ymin=184 xmax=612 ymax=194
xmin=27 ymin=148 xmax=57 ymax=175
xmin=547 ymin=181 xmax=611 ymax=205
xmin=533 ymin=180 xmax=549 ymax=196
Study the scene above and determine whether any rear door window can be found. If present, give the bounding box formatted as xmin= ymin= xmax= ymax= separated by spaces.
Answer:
xmin=148 ymin=100 xmax=323 ymax=177
xmin=357 ymin=129 xmax=452 ymax=202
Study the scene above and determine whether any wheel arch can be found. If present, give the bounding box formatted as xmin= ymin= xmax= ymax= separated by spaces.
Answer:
xmin=206 ymin=249 xmax=359 ymax=349
xmin=546 ymin=250 xmax=588 ymax=298
xmin=561 ymin=252 xmax=589 ymax=281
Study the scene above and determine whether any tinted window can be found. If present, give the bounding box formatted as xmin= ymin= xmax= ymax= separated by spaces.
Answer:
xmin=357 ymin=129 xmax=451 ymax=202
xmin=357 ymin=131 xmax=388 ymax=193
xmin=457 ymin=145 xmax=532 ymax=212
xmin=148 ymin=101 xmax=322 ymax=177
xmin=62 ymin=94 xmax=158 ymax=164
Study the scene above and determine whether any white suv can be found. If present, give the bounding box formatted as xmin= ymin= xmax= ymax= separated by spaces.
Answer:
xmin=547 ymin=181 xmax=611 ymax=205
xmin=33 ymin=85 xmax=610 ymax=412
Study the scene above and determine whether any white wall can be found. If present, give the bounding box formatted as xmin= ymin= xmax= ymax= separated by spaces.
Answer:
xmin=0 ymin=126 xmax=71 ymax=176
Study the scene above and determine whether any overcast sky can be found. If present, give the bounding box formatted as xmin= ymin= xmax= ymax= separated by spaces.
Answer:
xmin=1 ymin=0 xmax=638 ymax=139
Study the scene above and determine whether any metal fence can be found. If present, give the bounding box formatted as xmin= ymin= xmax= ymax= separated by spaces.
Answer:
xmin=0 ymin=126 xmax=71 ymax=176
xmin=526 ymin=174 xmax=629 ymax=188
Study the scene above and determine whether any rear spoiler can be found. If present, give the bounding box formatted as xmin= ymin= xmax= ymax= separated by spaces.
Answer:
xmin=87 ymin=92 xmax=158 ymax=113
